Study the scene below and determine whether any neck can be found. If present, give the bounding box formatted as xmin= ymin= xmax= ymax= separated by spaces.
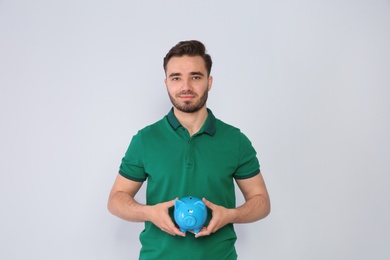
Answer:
xmin=173 ymin=106 xmax=208 ymax=136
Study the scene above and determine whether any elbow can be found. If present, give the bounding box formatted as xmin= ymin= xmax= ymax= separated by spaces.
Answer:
xmin=263 ymin=201 xmax=271 ymax=219
xmin=107 ymin=193 xmax=116 ymax=215
xmin=258 ymin=194 xmax=271 ymax=220
xmin=263 ymin=195 xmax=271 ymax=218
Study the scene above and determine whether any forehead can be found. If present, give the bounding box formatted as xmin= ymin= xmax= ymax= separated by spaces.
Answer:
xmin=165 ymin=55 xmax=207 ymax=74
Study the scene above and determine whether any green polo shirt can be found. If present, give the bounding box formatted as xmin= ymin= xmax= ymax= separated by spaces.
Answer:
xmin=119 ymin=108 xmax=260 ymax=260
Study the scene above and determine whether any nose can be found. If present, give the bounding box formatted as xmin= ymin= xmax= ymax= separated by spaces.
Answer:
xmin=181 ymin=77 xmax=192 ymax=91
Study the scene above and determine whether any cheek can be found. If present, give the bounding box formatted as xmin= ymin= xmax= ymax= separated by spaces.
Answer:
xmin=166 ymin=82 xmax=183 ymax=92
xmin=166 ymin=86 xmax=178 ymax=97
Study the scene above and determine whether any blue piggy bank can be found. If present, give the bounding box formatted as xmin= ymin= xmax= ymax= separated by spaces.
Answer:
xmin=174 ymin=196 xmax=207 ymax=234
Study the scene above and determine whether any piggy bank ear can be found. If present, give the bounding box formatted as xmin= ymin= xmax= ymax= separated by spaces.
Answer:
xmin=194 ymin=201 xmax=206 ymax=209
xmin=175 ymin=200 xmax=185 ymax=208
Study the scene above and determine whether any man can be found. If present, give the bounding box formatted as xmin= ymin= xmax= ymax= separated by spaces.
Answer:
xmin=108 ymin=40 xmax=270 ymax=259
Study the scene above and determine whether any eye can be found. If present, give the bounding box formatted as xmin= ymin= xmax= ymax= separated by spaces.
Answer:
xmin=192 ymin=76 xmax=201 ymax=80
xmin=172 ymin=77 xmax=180 ymax=81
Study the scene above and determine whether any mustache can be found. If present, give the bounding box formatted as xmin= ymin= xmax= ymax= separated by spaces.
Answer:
xmin=178 ymin=90 xmax=196 ymax=95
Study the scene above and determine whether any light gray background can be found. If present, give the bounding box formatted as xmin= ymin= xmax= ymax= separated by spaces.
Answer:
xmin=1 ymin=1 xmax=389 ymax=259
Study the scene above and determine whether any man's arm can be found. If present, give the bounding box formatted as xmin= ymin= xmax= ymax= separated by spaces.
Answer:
xmin=107 ymin=174 xmax=185 ymax=236
xmin=195 ymin=173 xmax=270 ymax=237
xmin=232 ymin=172 xmax=271 ymax=222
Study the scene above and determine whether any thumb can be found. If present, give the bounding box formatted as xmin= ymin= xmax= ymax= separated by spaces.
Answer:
xmin=166 ymin=197 xmax=179 ymax=207
xmin=202 ymin=197 xmax=214 ymax=209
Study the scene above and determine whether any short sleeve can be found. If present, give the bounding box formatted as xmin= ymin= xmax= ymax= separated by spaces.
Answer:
xmin=233 ymin=132 xmax=260 ymax=180
xmin=119 ymin=132 xmax=147 ymax=182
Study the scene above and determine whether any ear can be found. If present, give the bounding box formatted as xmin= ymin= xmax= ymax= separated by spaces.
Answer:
xmin=194 ymin=200 xmax=206 ymax=209
xmin=175 ymin=200 xmax=185 ymax=208
xmin=207 ymin=75 xmax=213 ymax=91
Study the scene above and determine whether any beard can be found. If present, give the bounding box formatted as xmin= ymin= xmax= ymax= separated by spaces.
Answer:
xmin=168 ymin=88 xmax=209 ymax=113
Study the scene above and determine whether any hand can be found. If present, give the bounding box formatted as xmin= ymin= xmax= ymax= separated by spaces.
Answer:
xmin=195 ymin=198 xmax=234 ymax=238
xmin=149 ymin=198 xmax=186 ymax=237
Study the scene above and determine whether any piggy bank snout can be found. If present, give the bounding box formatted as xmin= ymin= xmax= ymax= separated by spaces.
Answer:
xmin=183 ymin=215 xmax=196 ymax=226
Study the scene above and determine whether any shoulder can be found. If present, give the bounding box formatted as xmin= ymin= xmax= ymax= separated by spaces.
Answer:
xmin=136 ymin=116 xmax=169 ymax=135
xmin=214 ymin=118 xmax=243 ymax=137
xmin=214 ymin=118 xmax=255 ymax=148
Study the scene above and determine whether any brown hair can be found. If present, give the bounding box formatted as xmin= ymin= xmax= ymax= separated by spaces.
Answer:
xmin=163 ymin=40 xmax=213 ymax=76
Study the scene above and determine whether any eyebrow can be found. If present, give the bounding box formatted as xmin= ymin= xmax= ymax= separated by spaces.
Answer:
xmin=168 ymin=71 xmax=205 ymax=78
xmin=168 ymin=72 xmax=182 ymax=78
xmin=190 ymin=71 xmax=205 ymax=76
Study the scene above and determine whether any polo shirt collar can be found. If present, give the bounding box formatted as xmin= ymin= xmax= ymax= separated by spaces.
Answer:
xmin=167 ymin=108 xmax=216 ymax=136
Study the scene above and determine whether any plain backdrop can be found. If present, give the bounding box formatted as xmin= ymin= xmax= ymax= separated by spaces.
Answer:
xmin=1 ymin=1 xmax=389 ymax=259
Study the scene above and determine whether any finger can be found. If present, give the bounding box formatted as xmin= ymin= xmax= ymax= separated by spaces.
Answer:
xmin=172 ymin=227 xmax=186 ymax=237
xmin=202 ymin=197 xmax=215 ymax=209
xmin=161 ymin=218 xmax=186 ymax=237
xmin=195 ymin=227 xmax=211 ymax=238
xmin=164 ymin=197 xmax=178 ymax=207
xmin=163 ymin=225 xmax=186 ymax=237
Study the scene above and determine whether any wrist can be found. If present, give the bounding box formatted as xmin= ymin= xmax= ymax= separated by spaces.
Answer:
xmin=227 ymin=208 xmax=239 ymax=224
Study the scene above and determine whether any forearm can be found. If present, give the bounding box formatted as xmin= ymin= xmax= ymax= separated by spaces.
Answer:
xmin=230 ymin=194 xmax=270 ymax=223
xmin=196 ymin=194 xmax=270 ymax=237
xmin=108 ymin=190 xmax=185 ymax=236
xmin=108 ymin=191 xmax=152 ymax=222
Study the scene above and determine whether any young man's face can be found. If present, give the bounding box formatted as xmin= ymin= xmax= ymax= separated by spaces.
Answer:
xmin=164 ymin=55 xmax=213 ymax=113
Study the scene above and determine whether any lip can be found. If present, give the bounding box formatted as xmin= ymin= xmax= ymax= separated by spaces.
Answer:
xmin=179 ymin=95 xmax=195 ymax=99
